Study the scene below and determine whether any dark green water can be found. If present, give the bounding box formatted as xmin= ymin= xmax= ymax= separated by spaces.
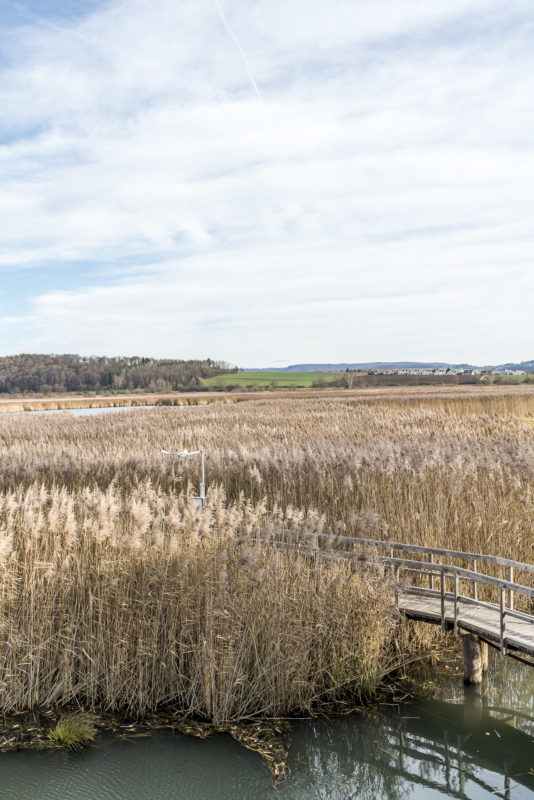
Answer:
xmin=2 ymin=649 xmax=534 ymax=799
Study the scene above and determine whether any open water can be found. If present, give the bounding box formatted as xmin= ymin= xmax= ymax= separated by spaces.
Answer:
xmin=14 ymin=405 xmax=159 ymax=416
xmin=1 ymin=648 xmax=534 ymax=799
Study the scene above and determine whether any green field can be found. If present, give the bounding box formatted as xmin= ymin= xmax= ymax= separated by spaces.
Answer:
xmin=204 ymin=371 xmax=339 ymax=388
xmin=485 ymin=374 xmax=534 ymax=384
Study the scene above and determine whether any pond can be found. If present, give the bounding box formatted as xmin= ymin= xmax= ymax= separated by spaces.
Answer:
xmin=0 ymin=404 xmax=197 ymax=416
xmin=3 ymin=405 xmax=161 ymax=417
xmin=2 ymin=647 xmax=534 ymax=799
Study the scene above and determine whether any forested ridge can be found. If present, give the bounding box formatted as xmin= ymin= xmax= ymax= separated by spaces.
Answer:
xmin=0 ymin=354 xmax=232 ymax=394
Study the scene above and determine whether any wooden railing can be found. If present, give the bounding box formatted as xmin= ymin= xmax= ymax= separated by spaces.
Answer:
xmin=331 ymin=537 xmax=534 ymax=654
xmin=385 ymin=555 xmax=534 ymax=652
xmin=238 ymin=528 xmax=534 ymax=656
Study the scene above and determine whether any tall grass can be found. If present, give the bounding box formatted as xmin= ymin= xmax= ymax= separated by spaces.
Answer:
xmin=0 ymin=485 xmax=395 ymax=721
xmin=0 ymin=386 xmax=532 ymax=720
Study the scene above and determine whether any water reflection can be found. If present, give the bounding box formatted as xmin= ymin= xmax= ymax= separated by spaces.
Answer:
xmin=285 ymin=691 xmax=534 ymax=799
xmin=17 ymin=405 xmax=159 ymax=416
xmin=1 ymin=651 xmax=534 ymax=799
xmin=2 ymin=404 xmax=206 ymax=417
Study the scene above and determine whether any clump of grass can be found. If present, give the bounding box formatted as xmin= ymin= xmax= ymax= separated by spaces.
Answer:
xmin=47 ymin=713 xmax=97 ymax=750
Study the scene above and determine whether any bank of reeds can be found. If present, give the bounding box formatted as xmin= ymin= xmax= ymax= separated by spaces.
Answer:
xmin=0 ymin=485 xmax=396 ymax=721
xmin=0 ymin=387 xmax=532 ymax=719
xmin=0 ymin=393 xmax=233 ymax=414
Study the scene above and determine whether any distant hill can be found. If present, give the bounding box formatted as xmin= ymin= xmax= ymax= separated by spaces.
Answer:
xmin=497 ymin=360 xmax=534 ymax=371
xmin=0 ymin=354 xmax=232 ymax=394
xmin=248 ymin=360 xmax=534 ymax=372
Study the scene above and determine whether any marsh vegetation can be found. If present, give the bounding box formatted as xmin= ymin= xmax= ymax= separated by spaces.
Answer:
xmin=0 ymin=386 xmax=532 ymax=723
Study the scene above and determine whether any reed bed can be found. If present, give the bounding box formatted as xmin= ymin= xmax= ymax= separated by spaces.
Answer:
xmin=0 ymin=389 xmax=531 ymax=559
xmin=0 ymin=485 xmax=395 ymax=721
xmin=0 ymin=393 xmax=233 ymax=414
xmin=0 ymin=386 xmax=532 ymax=719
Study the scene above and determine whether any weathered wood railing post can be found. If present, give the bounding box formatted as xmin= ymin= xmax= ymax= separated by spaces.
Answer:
xmin=440 ymin=569 xmax=446 ymax=631
xmin=453 ymin=573 xmax=459 ymax=635
xmin=508 ymin=566 xmax=514 ymax=610
xmin=500 ymin=585 xmax=507 ymax=654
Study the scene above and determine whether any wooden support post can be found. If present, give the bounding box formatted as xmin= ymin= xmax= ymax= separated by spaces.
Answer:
xmin=480 ymin=640 xmax=489 ymax=672
xmin=462 ymin=634 xmax=484 ymax=684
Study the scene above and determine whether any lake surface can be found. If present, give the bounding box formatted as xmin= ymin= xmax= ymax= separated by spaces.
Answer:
xmin=2 ymin=648 xmax=534 ymax=799
xmin=19 ymin=405 xmax=160 ymax=416
xmin=1 ymin=402 xmax=213 ymax=417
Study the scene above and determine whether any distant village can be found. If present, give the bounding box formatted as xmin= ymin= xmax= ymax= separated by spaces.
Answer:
xmin=351 ymin=367 xmax=529 ymax=377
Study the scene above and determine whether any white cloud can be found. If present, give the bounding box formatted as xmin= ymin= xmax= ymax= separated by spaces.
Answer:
xmin=0 ymin=0 xmax=533 ymax=363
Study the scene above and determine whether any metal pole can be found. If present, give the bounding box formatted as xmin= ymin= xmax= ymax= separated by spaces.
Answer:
xmin=200 ymin=448 xmax=206 ymax=506
xmin=161 ymin=448 xmax=207 ymax=508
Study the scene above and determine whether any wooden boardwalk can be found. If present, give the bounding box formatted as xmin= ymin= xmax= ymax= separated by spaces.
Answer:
xmin=250 ymin=529 xmax=534 ymax=664
xmin=240 ymin=527 xmax=534 ymax=664
xmin=400 ymin=589 xmax=534 ymax=659
xmin=355 ymin=538 xmax=534 ymax=663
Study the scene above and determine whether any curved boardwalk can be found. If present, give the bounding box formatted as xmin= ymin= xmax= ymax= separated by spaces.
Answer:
xmin=254 ymin=529 xmax=534 ymax=665
xmin=340 ymin=537 xmax=534 ymax=664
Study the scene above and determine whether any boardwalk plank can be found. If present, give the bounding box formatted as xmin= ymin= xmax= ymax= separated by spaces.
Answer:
xmin=400 ymin=592 xmax=534 ymax=656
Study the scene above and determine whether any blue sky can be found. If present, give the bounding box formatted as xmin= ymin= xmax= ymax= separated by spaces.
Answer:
xmin=0 ymin=0 xmax=533 ymax=365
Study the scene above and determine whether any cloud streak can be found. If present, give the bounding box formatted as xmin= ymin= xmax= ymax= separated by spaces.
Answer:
xmin=212 ymin=0 xmax=261 ymax=99
xmin=11 ymin=1 xmax=91 ymax=41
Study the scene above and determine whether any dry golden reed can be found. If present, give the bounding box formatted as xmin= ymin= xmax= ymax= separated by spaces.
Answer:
xmin=0 ymin=385 xmax=532 ymax=720
xmin=0 ymin=485 xmax=395 ymax=722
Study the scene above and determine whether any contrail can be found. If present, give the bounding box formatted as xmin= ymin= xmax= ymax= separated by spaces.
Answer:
xmin=12 ymin=1 xmax=91 ymax=42
xmin=212 ymin=0 xmax=261 ymax=100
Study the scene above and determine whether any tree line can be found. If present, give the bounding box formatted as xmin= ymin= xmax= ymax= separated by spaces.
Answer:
xmin=0 ymin=354 xmax=233 ymax=394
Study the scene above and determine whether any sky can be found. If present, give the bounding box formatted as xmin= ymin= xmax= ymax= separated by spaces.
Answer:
xmin=0 ymin=0 xmax=533 ymax=367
